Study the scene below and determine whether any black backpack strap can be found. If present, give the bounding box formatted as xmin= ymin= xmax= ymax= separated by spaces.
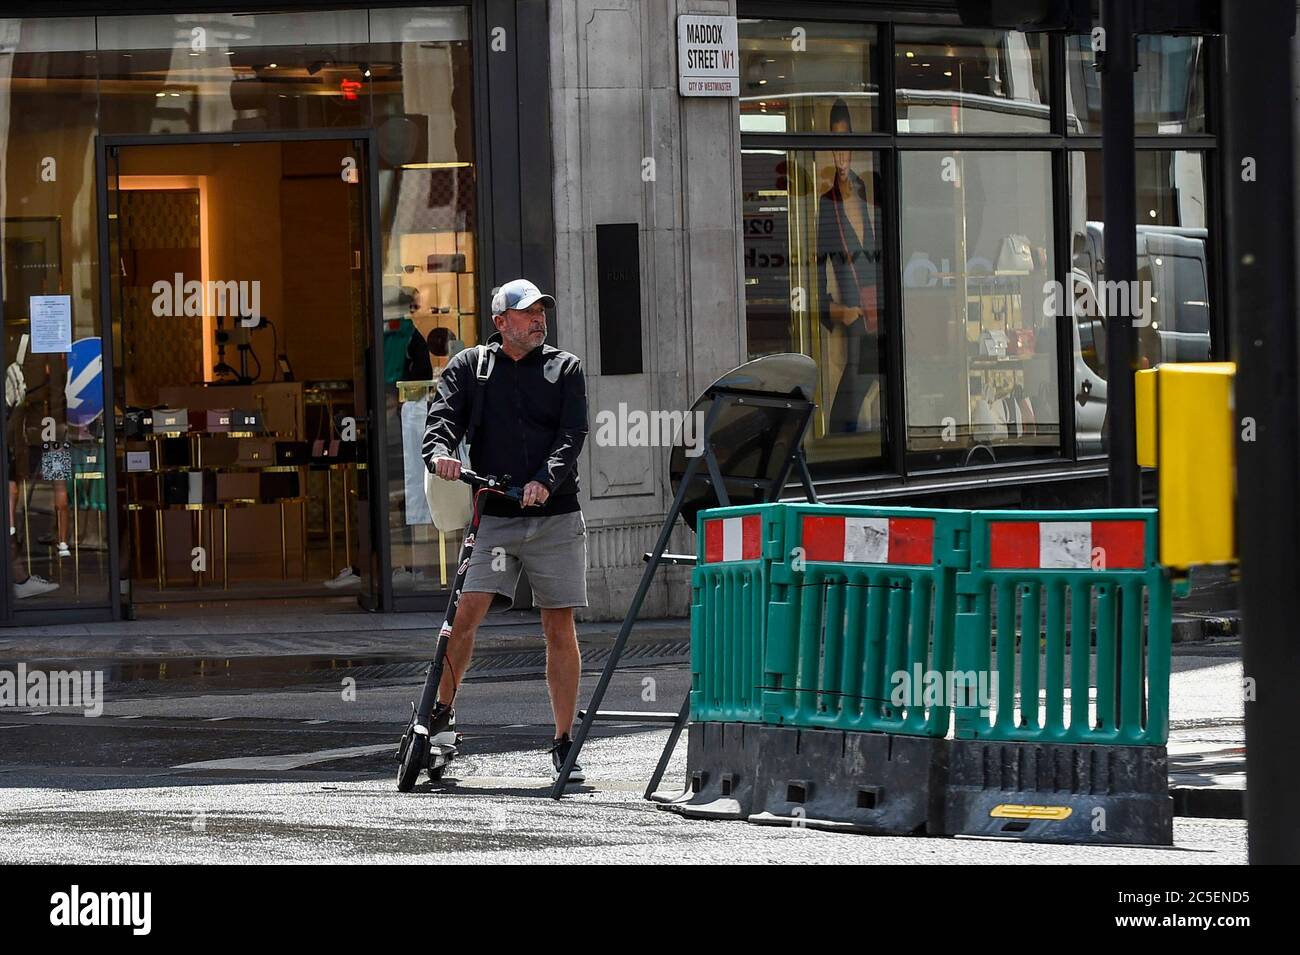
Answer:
xmin=463 ymin=344 xmax=495 ymax=452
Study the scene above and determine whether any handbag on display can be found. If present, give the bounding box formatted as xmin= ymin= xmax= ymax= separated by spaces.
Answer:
xmin=311 ymin=438 xmax=342 ymax=463
xmin=311 ymin=438 xmax=356 ymax=463
xmin=124 ymin=408 xmax=154 ymax=438
xmin=199 ymin=409 xmax=233 ymax=433
xmin=1007 ymin=328 xmax=1037 ymax=357
xmin=163 ymin=471 xmax=217 ymax=505
xmin=978 ymin=330 xmax=1009 ymax=359
xmin=830 ymin=186 xmax=881 ymax=334
xmin=996 ymin=234 xmax=1034 ymax=274
xmin=274 ymin=441 xmax=310 ymax=466
xmin=230 ymin=409 xmax=264 ymax=432
xmin=151 ymin=408 xmax=189 ymax=433
xmin=235 ymin=438 xmax=275 ymax=467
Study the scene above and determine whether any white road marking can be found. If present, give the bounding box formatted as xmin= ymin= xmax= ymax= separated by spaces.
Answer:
xmin=301 ymin=719 xmax=328 ymax=725
xmin=205 ymin=717 xmax=234 ymax=722
xmin=173 ymin=743 xmax=393 ymax=771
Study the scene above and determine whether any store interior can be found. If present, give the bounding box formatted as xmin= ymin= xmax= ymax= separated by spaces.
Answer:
xmin=107 ymin=138 xmax=366 ymax=602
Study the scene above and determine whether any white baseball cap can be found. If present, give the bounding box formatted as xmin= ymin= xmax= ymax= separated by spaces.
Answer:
xmin=490 ymin=278 xmax=556 ymax=316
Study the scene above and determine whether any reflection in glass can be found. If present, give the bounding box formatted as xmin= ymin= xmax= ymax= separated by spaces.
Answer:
xmin=1067 ymin=149 xmax=1210 ymax=454
xmin=373 ymin=10 xmax=477 ymax=596
xmin=818 ymin=101 xmax=884 ymax=436
xmin=96 ymin=11 xmax=374 ymax=134
xmin=1068 ymin=150 xmax=1209 ymax=453
xmin=738 ymin=19 xmax=879 ymax=134
xmin=742 ymin=139 xmax=889 ymax=476
xmin=1 ymin=17 xmax=109 ymax=607
xmin=1065 ymin=35 xmax=1207 ymax=135
xmin=899 ymin=151 xmax=1059 ymax=468
xmin=895 ymin=27 xmax=1049 ymax=134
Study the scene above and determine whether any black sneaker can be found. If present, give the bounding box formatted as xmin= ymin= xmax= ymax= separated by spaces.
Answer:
xmin=427 ymin=705 xmax=457 ymax=748
xmin=550 ymin=734 xmax=585 ymax=784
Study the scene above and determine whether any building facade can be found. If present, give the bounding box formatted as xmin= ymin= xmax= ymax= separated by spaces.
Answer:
xmin=0 ymin=0 xmax=1222 ymax=626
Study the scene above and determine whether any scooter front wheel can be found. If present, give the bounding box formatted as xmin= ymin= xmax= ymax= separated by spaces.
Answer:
xmin=397 ymin=726 xmax=428 ymax=792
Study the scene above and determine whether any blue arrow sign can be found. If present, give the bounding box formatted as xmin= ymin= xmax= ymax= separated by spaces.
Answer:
xmin=66 ymin=336 xmax=104 ymax=429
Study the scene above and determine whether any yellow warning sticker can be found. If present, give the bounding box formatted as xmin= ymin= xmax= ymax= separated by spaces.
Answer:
xmin=990 ymin=804 xmax=1073 ymax=821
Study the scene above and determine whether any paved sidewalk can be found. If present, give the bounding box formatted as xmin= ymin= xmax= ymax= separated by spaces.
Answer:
xmin=0 ymin=602 xmax=690 ymax=661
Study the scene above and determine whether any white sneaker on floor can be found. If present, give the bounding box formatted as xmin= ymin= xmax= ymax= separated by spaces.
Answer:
xmin=391 ymin=567 xmax=427 ymax=588
xmin=57 ymin=542 xmax=71 ymax=558
xmin=14 ymin=575 xmax=58 ymax=599
xmin=323 ymin=567 xmax=361 ymax=589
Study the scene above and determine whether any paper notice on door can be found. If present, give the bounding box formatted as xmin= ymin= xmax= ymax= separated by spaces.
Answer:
xmin=29 ymin=294 xmax=72 ymax=353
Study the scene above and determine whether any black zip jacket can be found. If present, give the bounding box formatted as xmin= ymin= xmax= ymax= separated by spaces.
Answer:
xmin=422 ymin=333 xmax=587 ymax=517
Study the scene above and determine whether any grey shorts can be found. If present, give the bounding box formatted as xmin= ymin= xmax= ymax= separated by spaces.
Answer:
xmin=463 ymin=511 xmax=588 ymax=609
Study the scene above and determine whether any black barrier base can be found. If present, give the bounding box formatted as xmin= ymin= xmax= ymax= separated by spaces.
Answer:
xmin=661 ymin=723 xmax=947 ymax=835
xmin=942 ymin=738 xmax=1173 ymax=846
xmin=656 ymin=721 xmax=756 ymax=818
xmin=662 ymin=725 xmax=1174 ymax=846
xmin=748 ymin=726 xmax=947 ymax=835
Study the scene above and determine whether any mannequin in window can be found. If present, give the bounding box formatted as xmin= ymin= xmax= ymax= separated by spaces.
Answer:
xmin=817 ymin=97 xmax=885 ymax=434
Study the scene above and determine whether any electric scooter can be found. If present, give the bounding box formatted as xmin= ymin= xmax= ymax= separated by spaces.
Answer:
xmin=396 ymin=468 xmax=522 ymax=791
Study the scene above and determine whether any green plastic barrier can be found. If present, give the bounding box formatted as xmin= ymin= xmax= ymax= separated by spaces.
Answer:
xmin=761 ymin=504 xmax=971 ymax=737
xmin=953 ymin=509 xmax=1171 ymax=746
xmin=689 ymin=505 xmax=786 ymax=723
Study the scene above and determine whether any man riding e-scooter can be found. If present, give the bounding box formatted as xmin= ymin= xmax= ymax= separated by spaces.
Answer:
xmin=421 ymin=279 xmax=590 ymax=782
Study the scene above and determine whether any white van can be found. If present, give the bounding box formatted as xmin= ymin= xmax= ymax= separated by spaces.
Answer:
xmin=1070 ymin=223 xmax=1211 ymax=453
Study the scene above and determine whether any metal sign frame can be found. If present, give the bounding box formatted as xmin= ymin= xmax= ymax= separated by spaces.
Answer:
xmin=551 ymin=385 xmax=818 ymax=799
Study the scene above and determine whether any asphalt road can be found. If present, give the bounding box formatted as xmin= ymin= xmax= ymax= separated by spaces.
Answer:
xmin=0 ymin=648 xmax=1248 ymax=864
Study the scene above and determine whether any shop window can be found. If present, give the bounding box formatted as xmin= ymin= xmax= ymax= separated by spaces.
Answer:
xmin=738 ymin=19 xmax=880 ymax=134
xmin=1067 ymin=149 xmax=1210 ymax=455
xmin=742 ymin=138 xmax=891 ymax=476
xmin=369 ymin=8 xmax=478 ymax=597
xmin=0 ymin=8 xmax=478 ymax=610
xmin=96 ymin=10 xmax=376 ymax=134
xmin=895 ymin=27 xmax=1049 ymax=134
xmin=1 ymin=16 xmax=109 ymax=609
xmin=899 ymin=150 xmax=1059 ymax=469
xmin=1065 ymin=35 xmax=1208 ymax=135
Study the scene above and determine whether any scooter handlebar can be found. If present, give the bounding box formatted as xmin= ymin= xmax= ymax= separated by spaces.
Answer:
xmin=458 ymin=467 xmax=524 ymax=500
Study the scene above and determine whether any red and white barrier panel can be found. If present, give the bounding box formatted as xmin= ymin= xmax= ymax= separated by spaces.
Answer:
xmin=988 ymin=520 xmax=1146 ymax=570
xmin=703 ymin=515 xmax=762 ymax=563
xmin=800 ymin=515 xmax=935 ymax=566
